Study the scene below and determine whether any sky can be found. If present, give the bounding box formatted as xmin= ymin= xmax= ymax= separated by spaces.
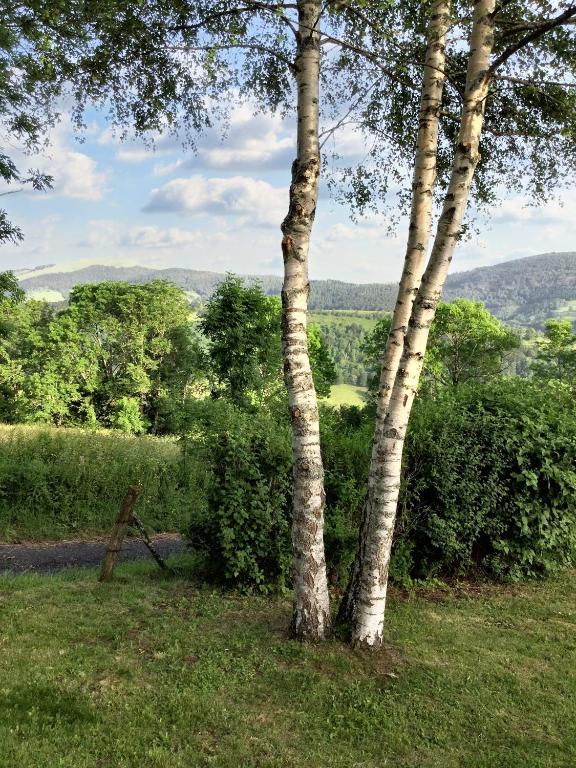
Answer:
xmin=1 ymin=103 xmax=575 ymax=284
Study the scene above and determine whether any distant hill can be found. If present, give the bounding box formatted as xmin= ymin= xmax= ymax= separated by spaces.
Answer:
xmin=442 ymin=252 xmax=576 ymax=327
xmin=19 ymin=264 xmax=400 ymax=312
xmin=19 ymin=251 xmax=576 ymax=327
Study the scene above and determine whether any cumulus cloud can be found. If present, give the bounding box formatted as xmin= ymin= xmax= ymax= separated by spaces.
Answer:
xmin=97 ymin=105 xmax=294 ymax=173
xmin=97 ymin=102 xmax=372 ymax=176
xmin=119 ymin=226 xmax=202 ymax=249
xmin=324 ymin=220 xmax=385 ymax=243
xmin=0 ymin=120 xmax=107 ymax=201
xmin=80 ymin=220 xmax=206 ymax=250
xmin=493 ymin=190 xmax=576 ymax=228
xmin=143 ymin=175 xmax=287 ymax=227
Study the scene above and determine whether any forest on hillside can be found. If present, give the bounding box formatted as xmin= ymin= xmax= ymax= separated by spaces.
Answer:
xmin=18 ymin=251 xmax=576 ymax=327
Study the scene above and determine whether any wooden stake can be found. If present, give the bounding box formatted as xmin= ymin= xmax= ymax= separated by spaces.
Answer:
xmin=131 ymin=513 xmax=174 ymax=574
xmin=98 ymin=485 xmax=141 ymax=583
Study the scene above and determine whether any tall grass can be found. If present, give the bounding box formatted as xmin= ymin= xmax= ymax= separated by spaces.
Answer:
xmin=0 ymin=424 xmax=195 ymax=541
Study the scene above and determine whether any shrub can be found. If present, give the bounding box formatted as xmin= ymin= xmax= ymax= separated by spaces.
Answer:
xmin=402 ymin=380 xmax=576 ymax=580
xmin=320 ymin=405 xmax=373 ymax=586
xmin=319 ymin=381 xmax=576 ymax=584
xmin=182 ymin=401 xmax=293 ymax=593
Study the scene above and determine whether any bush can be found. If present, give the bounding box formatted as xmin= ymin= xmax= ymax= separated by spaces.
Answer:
xmin=402 ymin=380 xmax=576 ymax=580
xmin=0 ymin=424 xmax=193 ymax=540
xmin=320 ymin=405 xmax=373 ymax=585
xmin=319 ymin=381 xmax=576 ymax=584
xmin=182 ymin=401 xmax=293 ymax=593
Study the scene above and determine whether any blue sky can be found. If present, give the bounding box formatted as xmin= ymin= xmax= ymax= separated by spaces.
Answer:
xmin=2 ymin=103 xmax=574 ymax=284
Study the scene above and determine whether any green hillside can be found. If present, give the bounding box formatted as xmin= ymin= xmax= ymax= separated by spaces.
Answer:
xmin=18 ymin=251 xmax=576 ymax=328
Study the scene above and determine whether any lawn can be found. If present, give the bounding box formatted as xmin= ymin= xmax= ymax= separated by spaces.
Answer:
xmin=1 ymin=562 xmax=575 ymax=767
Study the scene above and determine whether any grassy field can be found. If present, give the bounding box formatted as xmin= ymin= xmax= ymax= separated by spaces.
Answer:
xmin=328 ymin=383 xmax=368 ymax=406
xmin=1 ymin=562 xmax=574 ymax=767
xmin=309 ymin=310 xmax=383 ymax=331
xmin=0 ymin=424 xmax=193 ymax=542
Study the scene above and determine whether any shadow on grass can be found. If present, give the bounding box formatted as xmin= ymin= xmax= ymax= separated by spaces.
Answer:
xmin=0 ymin=684 xmax=96 ymax=729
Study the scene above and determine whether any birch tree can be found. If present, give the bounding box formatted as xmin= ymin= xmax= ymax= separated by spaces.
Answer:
xmin=348 ymin=0 xmax=576 ymax=649
xmin=337 ymin=0 xmax=451 ymax=625
xmin=280 ymin=0 xmax=332 ymax=640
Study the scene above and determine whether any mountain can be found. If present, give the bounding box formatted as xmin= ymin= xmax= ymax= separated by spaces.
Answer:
xmin=18 ymin=251 xmax=576 ymax=327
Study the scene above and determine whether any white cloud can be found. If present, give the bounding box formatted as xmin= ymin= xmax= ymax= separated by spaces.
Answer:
xmin=80 ymin=220 xmax=207 ymax=250
xmin=97 ymin=102 xmax=372 ymax=176
xmin=119 ymin=225 xmax=202 ymax=249
xmin=17 ymin=120 xmax=108 ymax=201
xmin=149 ymin=108 xmax=295 ymax=175
xmin=324 ymin=220 xmax=385 ymax=243
xmin=492 ymin=190 xmax=576 ymax=228
xmin=143 ymin=175 xmax=287 ymax=227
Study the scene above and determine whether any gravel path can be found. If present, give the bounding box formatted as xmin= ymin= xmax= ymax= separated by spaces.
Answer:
xmin=0 ymin=534 xmax=186 ymax=575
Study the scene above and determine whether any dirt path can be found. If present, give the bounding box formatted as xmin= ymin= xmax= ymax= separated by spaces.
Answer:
xmin=0 ymin=534 xmax=186 ymax=575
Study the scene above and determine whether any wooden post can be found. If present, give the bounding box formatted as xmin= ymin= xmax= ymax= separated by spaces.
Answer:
xmin=98 ymin=485 xmax=141 ymax=583
xmin=131 ymin=513 xmax=174 ymax=574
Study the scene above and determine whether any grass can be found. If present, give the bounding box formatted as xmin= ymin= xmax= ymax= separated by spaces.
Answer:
xmin=309 ymin=310 xmax=383 ymax=331
xmin=0 ymin=424 xmax=194 ymax=542
xmin=328 ymin=383 xmax=368 ymax=406
xmin=1 ymin=562 xmax=575 ymax=767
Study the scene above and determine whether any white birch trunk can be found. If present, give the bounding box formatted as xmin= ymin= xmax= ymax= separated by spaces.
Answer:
xmin=337 ymin=0 xmax=450 ymax=627
xmin=282 ymin=0 xmax=330 ymax=641
xmin=351 ymin=0 xmax=496 ymax=649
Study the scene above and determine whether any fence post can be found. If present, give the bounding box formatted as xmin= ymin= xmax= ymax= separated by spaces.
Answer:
xmin=98 ymin=485 xmax=141 ymax=583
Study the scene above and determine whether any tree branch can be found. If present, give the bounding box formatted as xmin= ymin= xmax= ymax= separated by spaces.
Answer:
xmin=488 ymin=5 xmax=576 ymax=76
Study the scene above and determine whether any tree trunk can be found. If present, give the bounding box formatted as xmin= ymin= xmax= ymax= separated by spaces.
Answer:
xmin=282 ymin=0 xmax=330 ymax=641
xmin=337 ymin=0 xmax=450 ymax=628
xmin=351 ymin=0 xmax=496 ymax=649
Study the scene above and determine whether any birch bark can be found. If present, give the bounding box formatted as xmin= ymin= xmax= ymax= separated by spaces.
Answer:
xmin=337 ymin=0 xmax=450 ymax=627
xmin=282 ymin=0 xmax=330 ymax=641
xmin=351 ymin=0 xmax=496 ymax=649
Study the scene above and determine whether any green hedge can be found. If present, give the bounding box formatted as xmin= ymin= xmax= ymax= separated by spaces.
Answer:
xmin=322 ymin=381 xmax=576 ymax=583
xmin=182 ymin=400 xmax=293 ymax=593
xmin=402 ymin=380 xmax=576 ymax=580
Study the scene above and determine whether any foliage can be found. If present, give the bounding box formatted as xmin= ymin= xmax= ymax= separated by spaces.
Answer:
xmin=0 ymin=271 xmax=25 ymax=365
xmin=200 ymin=275 xmax=336 ymax=406
xmin=314 ymin=381 xmax=576 ymax=586
xmin=182 ymin=400 xmax=293 ymax=593
xmin=531 ymin=318 xmax=576 ymax=382
xmin=307 ymin=324 xmax=337 ymax=398
xmin=0 ymin=279 xmax=203 ymax=432
xmin=309 ymin=311 xmax=381 ymax=386
xmin=0 ymin=424 xmax=192 ymax=541
xmin=200 ymin=275 xmax=283 ymax=406
xmin=427 ymin=300 xmax=520 ymax=386
xmin=320 ymin=405 xmax=373 ymax=586
xmin=361 ymin=300 xmax=519 ymax=393
xmin=360 ymin=313 xmax=393 ymax=392
xmin=400 ymin=380 xmax=576 ymax=581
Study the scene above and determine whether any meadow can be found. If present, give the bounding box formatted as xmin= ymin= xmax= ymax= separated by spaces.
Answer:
xmin=0 ymin=425 xmax=191 ymax=541
xmin=327 ymin=383 xmax=368 ymax=406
